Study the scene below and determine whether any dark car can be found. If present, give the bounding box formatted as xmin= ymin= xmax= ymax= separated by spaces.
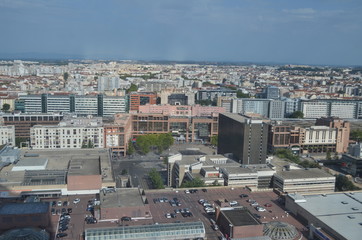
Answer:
xmin=61 ymin=208 xmax=67 ymax=214
xmin=170 ymin=213 xmax=176 ymax=218
xmin=202 ymin=189 xmax=208 ymax=192
xmin=240 ymin=194 xmax=249 ymax=198
xmin=63 ymin=201 xmax=68 ymax=206
xmin=85 ymin=216 xmax=97 ymax=224
xmin=121 ymin=216 xmax=132 ymax=221
xmin=51 ymin=208 xmax=55 ymax=215
xmin=67 ymin=208 xmax=72 ymax=213
xmin=51 ymin=201 xmax=57 ymax=207
xmin=56 ymin=233 xmax=68 ymax=238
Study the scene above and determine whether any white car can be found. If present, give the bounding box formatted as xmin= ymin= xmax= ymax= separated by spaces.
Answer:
xmin=165 ymin=213 xmax=171 ymax=218
xmin=229 ymin=201 xmax=238 ymax=206
xmin=251 ymin=202 xmax=259 ymax=206
xmin=256 ymin=206 xmax=266 ymax=212
xmin=73 ymin=198 xmax=80 ymax=204
xmin=57 ymin=201 xmax=62 ymax=206
xmin=184 ymin=190 xmax=190 ymax=194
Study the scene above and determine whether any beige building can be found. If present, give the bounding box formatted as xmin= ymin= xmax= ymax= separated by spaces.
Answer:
xmin=273 ymin=168 xmax=335 ymax=194
xmin=0 ymin=125 xmax=15 ymax=146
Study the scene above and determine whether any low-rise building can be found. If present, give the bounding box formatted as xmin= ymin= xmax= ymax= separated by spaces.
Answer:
xmin=273 ymin=168 xmax=336 ymax=194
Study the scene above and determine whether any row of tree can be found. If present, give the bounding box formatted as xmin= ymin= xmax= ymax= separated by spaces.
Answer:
xmin=128 ymin=133 xmax=174 ymax=155
xmin=275 ymin=148 xmax=319 ymax=168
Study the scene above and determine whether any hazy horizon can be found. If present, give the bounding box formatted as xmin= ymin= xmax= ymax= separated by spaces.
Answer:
xmin=1 ymin=0 xmax=361 ymax=66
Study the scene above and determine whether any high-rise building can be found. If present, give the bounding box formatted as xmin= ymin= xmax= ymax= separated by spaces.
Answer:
xmin=218 ymin=113 xmax=269 ymax=165
xmin=263 ymin=86 xmax=280 ymax=99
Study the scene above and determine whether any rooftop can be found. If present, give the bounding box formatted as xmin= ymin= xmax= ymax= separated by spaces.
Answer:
xmin=100 ymin=188 xmax=144 ymax=208
xmin=221 ymin=208 xmax=260 ymax=226
xmin=0 ymin=202 xmax=49 ymax=215
xmin=293 ymin=192 xmax=362 ymax=240
xmin=276 ymin=168 xmax=334 ymax=180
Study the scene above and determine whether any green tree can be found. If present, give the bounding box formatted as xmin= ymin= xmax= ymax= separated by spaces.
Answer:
xmin=236 ymin=90 xmax=250 ymax=98
xmin=350 ymin=130 xmax=362 ymax=141
xmin=126 ymin=83 xmax=138 ymax=94
xmin=289 ymin=111 xmax=304 ymax=119
xmin=63 ymin=72 xmax=69 ymax=81
xmin=148 ymin=168 xmax=164 ymax=189
xmin=212 ymin=180 xmax=221 ymax=186
xmin=180 ymin=177 xmax=205 ymax=188
xmin=210 ymin=135 xmax=218 ymax=146
xmin=121 ymin=169 xmax=128 ymax=175
xmin=2 ymin=103 xmax=10 ymax=112
xmin=335 ymin=175 xmax=361 ymax=191
xmin=127 ymin=140 xmax=135 ymax=155
xmin=326 ymin=150 xmax=332 ymax=160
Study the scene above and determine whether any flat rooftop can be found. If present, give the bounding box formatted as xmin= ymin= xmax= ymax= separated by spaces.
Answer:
xmin=0 ymin=149 xmax=113 ymax=191
xmin=100 ymin=188 xmax=144 ymax=208
xmin=68 ymin=157 xmax=100 ymax=176
xmin=276 ymin=168 xmax=334 ymax=179
xmin=13 ymin=158 xmax=48 ymax=167
xmin=0 ymin=202 xmax=49 ymax=215
xmin=294 ymin=192 xmax=362 ymax=240
xmin=221 ymin=208 xmax=260 ymax=226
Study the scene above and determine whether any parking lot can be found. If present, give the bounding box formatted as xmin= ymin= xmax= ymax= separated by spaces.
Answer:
xmin=40 ymin=187 xmax=307 ymax=240
xmin=146 ymin=187 xmax=308 ymax=240
xmin=44 ymin=194 xmax=101 ymax=240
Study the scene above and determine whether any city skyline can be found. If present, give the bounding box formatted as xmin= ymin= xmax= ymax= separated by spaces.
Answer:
xmin=0 ymin=0 xmax=362 ymax=66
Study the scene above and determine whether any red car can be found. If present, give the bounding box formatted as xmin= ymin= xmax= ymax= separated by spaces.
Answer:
xmin=264 ymin=203 xmax=272 ymax=207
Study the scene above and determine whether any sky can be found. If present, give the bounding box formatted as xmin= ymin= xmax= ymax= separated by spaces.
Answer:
xmin=0 ymin=0 xmax=361 ymax=66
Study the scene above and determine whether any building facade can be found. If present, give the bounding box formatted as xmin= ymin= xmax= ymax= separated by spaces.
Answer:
xmin=218 ymin=113 xmax=269 ymax=165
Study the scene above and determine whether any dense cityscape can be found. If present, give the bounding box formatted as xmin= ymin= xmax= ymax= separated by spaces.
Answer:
xmin=0 ymin=59 xmax=361 ymax=240
xmin=1 ymin=0 xmax=362 ymax=239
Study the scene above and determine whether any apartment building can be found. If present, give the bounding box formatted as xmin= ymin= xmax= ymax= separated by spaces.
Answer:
xmin=30 ymin=117 xmax=104 ymax=149
xmin=1 ymin=113 xmax=63 ymax=139
xmin=0 ymin=125 xmax=15 ymax=146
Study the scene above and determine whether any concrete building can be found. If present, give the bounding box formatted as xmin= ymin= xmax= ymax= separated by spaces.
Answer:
xmin=0 ymin=125 xmax=15 ymax=146
xmin=269 ymin=100 xmax=285 ymax=119
xmin=285 ymin=192 xmax=362 ymax=240
xmin=16 ymin=94 xmax=127 ymax=117
xmin=216 ymin=208 xmax=264 ymax=239
xmin=1 ymin=113 xmax=64 ymax=140
xmin=97 ymin=75 xmax=120 ymax=91
xmin=218 ymin=113 xmax=269 ymax=165
xmin=99 ymin=188 xmax=150 ymax=221
xmin=263 ymin=86 xmax=280 ymax=99
xmin=273 ymin=168 xmax=336 ymax=194
xmin=0 ymin=149 xmax=114 ymax=197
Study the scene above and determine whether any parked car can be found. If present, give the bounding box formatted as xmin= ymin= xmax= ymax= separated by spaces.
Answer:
xmin=121 ymin=216 xmax=131 ymax=222
xmin=57 ymin=201 xmax=62 ymax=206
xmin=56 ymin=233 xmax=68 ymax=238
xmin=165 ymin=213 xmax=171 ymax=218
xmin=256 ymin=206 xmax=266 ymax=212
xmin=73 ymin=198 xmax=80 ymax=204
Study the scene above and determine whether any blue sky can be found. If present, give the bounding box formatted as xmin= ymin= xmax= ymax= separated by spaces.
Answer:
xmin=0 ymin=0 xmax=361 ymax=66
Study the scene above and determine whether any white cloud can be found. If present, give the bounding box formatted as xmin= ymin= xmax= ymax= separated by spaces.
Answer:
xmin=283 ymin=8 xmax=316 ymax=15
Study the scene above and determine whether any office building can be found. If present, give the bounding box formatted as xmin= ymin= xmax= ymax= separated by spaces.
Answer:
xmin=129 ymin=92 xmax=157 ymax=111
xmin=263 ymin=85 xmax=280 ymax=99
xmin=16 ymin=94 xmax=127 ymax=116
xmin=218 ymin=113 xmax=269 ymax=165
xmin=273 ymin=168 xmax=336 ymax=194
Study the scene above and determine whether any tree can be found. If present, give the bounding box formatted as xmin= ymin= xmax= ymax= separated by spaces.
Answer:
xmin=326 ymin=150 xmax=332 ymax=160
xmin=350 ymin=130 xmax=362 ymax=141
xmin=335 ymin=174 xmax=361 ymax=191
xmin=148 ymin=168 xmax=164 ymax=189
xmin=121 ymin=169 xmax=128 ymax=175
xmin=236 ymin=90 xmax=250 ymax=98
xmin=180 ymin=177 xmax=205 ymax=188
xmin=2 ymin=103 xmax=10 ymax=112
xmin=126 ymin=83 xmax=138 ymax=94
xmin=63 ymin=72 xmax=69 ymax=81
xmin=127 ymin=140 xmax=135 ymax=155
xmin=210 ymin=135 xmax=218 ymax=146
xmin=289 ymin=111 xmax=304 ymax=119
xmin=212 ymin=180 xmax=221 ymax=186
